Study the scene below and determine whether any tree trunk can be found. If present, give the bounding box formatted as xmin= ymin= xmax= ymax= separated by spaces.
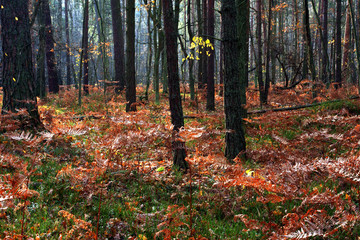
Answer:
xmin=188 ymin=0 xmax=195 ymax=100
xmin=57 ymin=0 xmax=63 ymax=86
xmin=335 ymin=0 xmax=342 ymax=88
xmin=264 ymin=0 xmax=272 ymax=104
xmin=111 ymin=0 xmax=126 ymax=92
xmin=43 ymin=0 xmax=59 ymax=93
xmin=320 ymin=0 xmax=329 ymax=84
xmin=162 ymin=0 xmax=189 ymax=170
xmin=342 ymin=4 xmax=351 ymax=80
xmin=237 ymin=0 xmax=249 ymax=110
xmin=65 ymin=0 xmax=72 ymax=86
xmin=256 ymin=0 xmax=265 ymax=105
xmin=349 ymin=0 xmax=360 ymax=91
xmin=1 ymin=0 xmax=42 ymax=129
xmin=303 ymin=0 xmax=317 ymax=83
xmin=201 ymin=0 xmax=208 ymax=89
xmin=83 ymin=0 xmax=89 ymax=95
xmin=126 ymin=0 xmax=137 ymax=112
xmin=36 ymin=0 xmax=46 ymax=98
xmin=145 ymin=3 xmax=153 ymax=100
xmin=222 ymin=0 xmax=247 ymax=161
xmin=206 ymin=0 xmax=215 ymax=111
xmin=196 ymin=0 xmax=204 ymax=89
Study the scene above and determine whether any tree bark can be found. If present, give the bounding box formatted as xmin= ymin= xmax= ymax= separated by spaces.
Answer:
xmin=65 ymin=0 xmax=72 ymax=86
xmin=303 ymin=0 xmax=316 ymax=83
xmin=335 ymin=0 xmax=342 ymax=88
xmin=222 ymin=0 xmax=247 ymax=161
xmin=1 ymin=0 xmax=42 ymax=129
xmin=237 ymin=0 xmax=249 ymax=111
xmin=188 ymin=0 xmax=195 ymax=100
xmin=43 ymin=0 xmax=59 ymax=93
xmin=320 ymin=0 xmax=329 ymax=84
xmin=256 ymin=0 xmax=265 ymax=105
xmin=162 ymin=0 xmax=189 ymax=170
xmin=264 ymin=0 xmax=272 ymax=104
xmin=83 ymin=0 xmax=89 ymax=95
xmin=126 ymin=0 xmax=137 ymax=112
xmin=206 ymin=0 xmax=215 ymax=111
xmin=111 ymin=0 xmax=126 ymax=92
xmin=342 ymin=4 xmax=351 ymax=80
xmin=36 ymin=0 xmax=46 ymax=98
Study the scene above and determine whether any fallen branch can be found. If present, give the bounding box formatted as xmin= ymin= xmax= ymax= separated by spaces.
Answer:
xmin=248 ymin=96 xmax=360 ymax=114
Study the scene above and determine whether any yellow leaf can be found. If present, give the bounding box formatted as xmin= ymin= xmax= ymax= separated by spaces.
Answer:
xmin=12 ymin=77 xmax=16 ymax=82
xmin=138 ymin=234 xmax=147 ymax=240
xmin=15 ymin=17 xmax=18 ymax=21
xmin=246 ymin=169 xmax=254 ymax=176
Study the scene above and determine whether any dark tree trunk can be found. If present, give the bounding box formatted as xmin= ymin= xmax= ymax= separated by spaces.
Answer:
xmin=342 ymin=4 xmax=351 ymax=80
xmin=264 ymin=0 xmax=272 ymax=104
xmin=162 ymin=0 xmax=189 ymax=170
xmin=237 ymin=0 xmax=249 ymax=110
xmin=126 ymin=0 xmax=137 ymax=112
xmin=188 ymin=0 xmax=195 ymax=100
xmin=83 ymin=0 xmax=89 ymax=95
xmin=256 ymin=0 xmax=265 ymax=105
xmin=335 ymin=0 xmax=342 ymax=87
xmin=43 ymin=0 xmax=59 ymax=93
xmin=36 ymin=0 xmax=46 ymax=98
xmin=304 ymin=0 xmax=316 ymax=83
xmin=219 ymin=19 xmax=224 ymax=96
xmin=111 ymin=0 xmax=126 ymax=92
xmin=201 ymin=0 xmax=208 ymax=88
xmin=206 ymin=0 xmax=215 ymax=111
xmin=56 ymin=0 xmax=63 ymax=86
xmin=196 ymin=0 xmax=204 ymax=89
xmin=1 ymin=0 xmax=42 ymax=129
xmin=222 ymin=0 xmax=246 ymax=161
xmin=65 ymin=0 xmax=72 ymax=86
xmin=320 ymin=0 xmax=328 ymax=84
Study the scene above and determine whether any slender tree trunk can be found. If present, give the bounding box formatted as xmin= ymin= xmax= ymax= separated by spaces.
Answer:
xmin=83 ymin=0 xmax=89 ymax=95
xmin=219 ymin=18 xmax=224 ymax=96
xmin=206 ymin=0 xmax=215 ymax=111
xmin=1 ymin=0 xmax=42 ymax=128
xmin=237 ymin=0 xmax=249 ymax=110
xmin=320 ymin=0 xmax=329 ymax=84
xmin=196 ymin=0 xmax=204 ymax=89
xmin=256 ymin=0 xmax=265 ymax=105
xmin=335 ymin=0 xmax=342 ymax=88
xmin=145 ymin=4 xmax=153 ymax=100
xmin=65 ymin=0 xmax=72 ymax=86
xmin=342 ymin=4 xmax=351 ymax=81
xmin=201 ymin=0 xmax=208 ymax=88
xmin=111 ymin=0 xmax=126 ymax=92
xmin=43 ymin=0 xmax=59 ymax=93
xmin=126 ymin=0 xmax=137 ymax=112
xmin=57 ymin=0 xmax=63 ymax=86
xmin=304 ymin=0 xmax=316 ymax=83
xmin=162 ymin=0 xmax=188 ymax=170
xmin=153 ymin=0 xmax=162 ymax=104
xmin=188 ymin=0 xmax=195 ymax=100
xmin=223 ymin=0 xmax=246 ymax=161
xmin=36 ymin=0 xmax=46 ymax=98
xmin=349 ymin=0 xmax=360 ymax=91
xmin=264 ymin=0 xmax=272 ymax=104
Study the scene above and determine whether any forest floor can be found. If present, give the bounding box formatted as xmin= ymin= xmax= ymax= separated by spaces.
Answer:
xmin=1 ymin=83 xmax=360 ymax=239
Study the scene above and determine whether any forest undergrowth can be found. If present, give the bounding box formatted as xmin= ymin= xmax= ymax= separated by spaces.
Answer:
xmin=1 ymin=83 xmax=360 ymax=239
